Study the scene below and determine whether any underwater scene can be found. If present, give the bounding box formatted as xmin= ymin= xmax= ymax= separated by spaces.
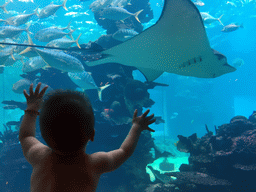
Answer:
xmin=0 ymin=0 xmax=256 ymax=191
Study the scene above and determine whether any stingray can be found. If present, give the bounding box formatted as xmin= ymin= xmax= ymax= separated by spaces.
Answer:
xmin=86 ymin=0 xmax=236 ymax=81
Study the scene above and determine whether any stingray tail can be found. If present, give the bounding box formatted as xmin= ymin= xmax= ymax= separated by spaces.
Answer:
xmin=62 ymin=0 xmax=68 ymax=11
xmin=217 ymin=14 xmax=224 ymax=26
xmin=97 ymin=84 xmax=111 ymax=101
xmin=133 ymin=9 xmax=143 ymax=23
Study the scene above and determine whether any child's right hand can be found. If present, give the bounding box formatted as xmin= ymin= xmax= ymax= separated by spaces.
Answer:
xmin=132 ymin=109 xmax=156 ymax=132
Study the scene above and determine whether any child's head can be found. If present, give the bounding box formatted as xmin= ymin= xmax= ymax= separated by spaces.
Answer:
xmin=39 ymin=89 xmax=95 ymax=154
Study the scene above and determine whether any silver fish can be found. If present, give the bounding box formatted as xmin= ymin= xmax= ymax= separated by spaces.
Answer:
xmin=68 ymin=71 xmax=110 ymax=101
xmin=12 ymin=78 xmax=32 ymax=94
xmin=221 ymin=23 xmax=243 ymax=32
xmin=0 ymin=51 xmax=13 ymax=65
xmin=12 ymin=78 xmax=53 ymax=94
xmin=193 ymin=0 xmax=205 ymax=6
xmin=0 ymin=24 xmax=31 ymax=39
xmin=46 ymin=33 xmax=81 ymax=48
xmin=35 ymin=28 xmax=74 ymax=42
xmin=4 ymin=54 xmax=23 ymax=67
xmin=34 ymin=22 xmax=73 ymax=42
xmin=38 ymin=0 xmax=68 ymax=19
xmin=5 ymin=8 xmax=38 ymax=26
xmin=112 ymin=29 xmax=138 ymax=41
xmin=35 ymin=48 xmax=84 ymax=73
xmin=232 ymin=58 xmax=244 ymax=68
xmin=101 ymin=7 xmax=143 ymax=22
xmin=22 ymin=56 xmax=47 ymax=73
xmin=0 ymin=1 xmax=10 ymax=14
xmin=111 ymin=0 xmax=131 ymax=7
xmin=89 ymin=0 xmax=113 ymax=13
xmin=200 ymin=12 xmax=224 ymax=26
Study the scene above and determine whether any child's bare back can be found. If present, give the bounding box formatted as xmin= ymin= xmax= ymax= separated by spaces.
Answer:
xmin=19 ymin=86 xmax=156 ymax=192
xmin=30 ymin=150 xmax=103 ymax=192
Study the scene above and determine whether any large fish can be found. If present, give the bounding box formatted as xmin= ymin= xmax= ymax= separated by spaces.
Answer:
xmin=5 ymin=8 xmax=38 ymax=26
xmin=35 ymin=48 xmax=84 ymax=73
xmin=0 ymin=51 xmax=13 ymax=65
xmin=0 ymin=24 xmax=31 ymax=39
xmin=86 ymin=0 xmax=236 ymax=81
xmin=68 ymin=71 xmax=110 ymax=101
xmin=101 ymin=7 xmax=143 ymax=22
xmin=89 ymin=0 xmax=113 ymax=13
xmin=112 ymin=29 xmax=139 ymax=42
xmin=34 ymin=21 xmax=73 ymax=42
xmin=38 ymin=0 xmax=68 ymax=19
xmin=22 ymin=56 xmax=47 ymax=73
xmin=12 ymin=78 xmax=32 ymax=94
xmin=35 ymin=28 xmax=75 ymax=42
xmin=200 ymin=12 xmax=224 ymax=26
xmin=46 ymin=34 xmax=81 ymax=48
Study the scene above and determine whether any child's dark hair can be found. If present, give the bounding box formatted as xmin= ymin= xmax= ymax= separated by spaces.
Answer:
xmin=39 ymin=89 xmax=94 ymax=153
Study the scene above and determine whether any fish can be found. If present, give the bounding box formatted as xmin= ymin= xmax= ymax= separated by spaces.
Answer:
xmin=22 ymin=56 xmax=47 ymax=73
xmin=0 ymin=24 xmax=31 ymax=39
xmin=0 ymin=1 xmax=10 ymax=14
xmin=46 ymin=34 xmax=81 ymax=48
xmin=159 ymin=157 xmax=174 ymax=171
xmin=112 ymin=29 xmax=139 ymax=42
xmin=34 ymin=27 xmax=75 ymax=42
xmin=89 ymin=0 xmax=113 ymax=13
xmin=154 ymin=116 xmax=165 ymax=124
xmin=4 ymin=53 xmax=23 ymax=66
xmin=221 ymin=23 xmax=243 ymax=32
xmin=147 ymin=165 xmax=174 ymax=183
xmin=0 ymin=51 xmax=13 ymax=65
xmin=111 ymin=0 xmax=132 ymax=7
xmin=226 ymin=1 xmax=237 ymax=7
xmin=38 ymin=0 xmax=68 ymax=19
xmin=200 ymin=12 xmax=224 ymax=26
xmin=68 ymin=71 xmax=111 ymax=101
xmin=12 ymin=78 xmax=32 ymax=94
xmin=5 ymin=8 xmax=38 ymax=26
xmin=85 ymin=0 xmax=236 ymax=81
xmin=35 ymin=48 xmax=85 ymax=73
xmin=193 ymin=0 xmax=205 ymax=6
xmin=232 ymin=58 xmax=244 ymax=68
xmin=100 ymin=7 xmax=143 ymax=22
xmin=170 ymin=112 xmax=178 ymax=119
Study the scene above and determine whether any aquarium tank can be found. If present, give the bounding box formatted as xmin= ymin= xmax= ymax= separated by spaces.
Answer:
xmin=0 ymin=0 xmax=256 ymax=191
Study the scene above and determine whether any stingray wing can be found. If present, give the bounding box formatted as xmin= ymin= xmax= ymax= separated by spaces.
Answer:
xmin=87 ymin=0 xmax=236 ymax=81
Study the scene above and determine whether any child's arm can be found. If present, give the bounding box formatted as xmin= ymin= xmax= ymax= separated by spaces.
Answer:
xmin=94 ymin=109 xmax=155 ymax=173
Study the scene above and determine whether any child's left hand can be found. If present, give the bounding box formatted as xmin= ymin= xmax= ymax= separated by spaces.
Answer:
xmin=23 ymin=82 xmax=49 ymax=111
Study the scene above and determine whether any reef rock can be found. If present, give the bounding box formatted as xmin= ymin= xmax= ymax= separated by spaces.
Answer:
xmin=162 ymin=111 xmax=256 ymax=191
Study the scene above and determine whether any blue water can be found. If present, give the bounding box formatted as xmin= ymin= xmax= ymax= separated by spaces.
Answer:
xmin=0 ymin=0 xmax=255 ymax=191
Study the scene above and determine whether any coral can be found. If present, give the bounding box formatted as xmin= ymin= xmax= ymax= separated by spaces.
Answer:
xmin=146 ymin=111 xmax=256 ymax=191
